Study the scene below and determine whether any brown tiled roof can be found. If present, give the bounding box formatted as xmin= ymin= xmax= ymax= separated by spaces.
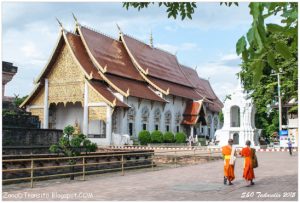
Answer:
xmin=148 ymin=76 xmax=202 ymax=100
xmin=182 ymin=100 xmax=207 ymax=125
xmin=181 ymin=65 xmax=223 ymax=111
xmin=65 ymin=32 xmax=101 ymax=80
xmin=88 ymin=80 xmax=129 ymax=108
xmin=105 ymin=74 xmax=166 ymax=102
xmin=79 ymin=26 xmax=143 ymax=81
xmin=122 ymin=34 xmax=193 ymax=87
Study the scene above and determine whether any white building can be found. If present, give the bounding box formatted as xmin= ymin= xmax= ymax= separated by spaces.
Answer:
xmin=215 ymin=82 xmax=260 ymax=147
xmin=21 ymin=19 xmax=223 ymax=146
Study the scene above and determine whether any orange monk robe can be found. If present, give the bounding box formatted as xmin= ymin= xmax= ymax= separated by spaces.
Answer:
xmin=221 ymin=145 xmax=235 ymax=181
xmin=240 ymin=147 xmax=255 ymax=181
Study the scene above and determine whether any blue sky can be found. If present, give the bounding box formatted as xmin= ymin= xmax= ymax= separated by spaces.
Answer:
xmin=3 ymin=2 xmax=264 ymax=100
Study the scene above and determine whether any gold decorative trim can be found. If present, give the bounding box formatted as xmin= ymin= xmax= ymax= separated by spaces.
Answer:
xmin=97 ymin=71 xmax=129 ymax=97
xmin=88 ymin=106 xmax=106 ymax=121
xmin=86 ymin=79 xmax=115 ymax=107
xmin=120 ymin=33 xmax=169 ymax=95
xmin=20 ymin=82 xmax=41 ymax=108
xmin=35 ymin=31 xmax=63 ymax=84
xmin=120 ymin=33 xmax=149 ymax=76
xmin=62 ymin=31 xmax=94 ymax=80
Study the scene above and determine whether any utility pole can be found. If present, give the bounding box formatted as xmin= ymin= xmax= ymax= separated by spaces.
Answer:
xmin=271 ymin=70 xmax=285 ymax=131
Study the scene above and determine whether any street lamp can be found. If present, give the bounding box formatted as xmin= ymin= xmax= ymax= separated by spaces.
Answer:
xmin=271 ymin=68 xmax=285 ymax=131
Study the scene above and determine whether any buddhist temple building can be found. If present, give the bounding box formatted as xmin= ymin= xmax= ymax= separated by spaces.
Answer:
xmin=21 ymin=18 xmax=223 ymax=145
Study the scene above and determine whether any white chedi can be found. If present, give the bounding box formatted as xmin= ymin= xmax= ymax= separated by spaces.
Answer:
xmin=215 ymin=81 xmax=260 ymax=147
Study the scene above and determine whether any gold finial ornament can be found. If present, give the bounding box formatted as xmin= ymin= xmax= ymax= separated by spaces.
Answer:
xmin=56 ymin=18 xmax=63 ymax=29
xmin=72 ymin=12 xmax=78 ymax=24
xmin=150 ymin=31 xmax=153 ymax=47
xmin=116 ymin=24 xmax=122 ymax=35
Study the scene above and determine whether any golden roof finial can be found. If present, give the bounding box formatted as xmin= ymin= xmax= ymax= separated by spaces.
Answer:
xmin=56 ymin=17 xmax=63 ymax=29
xmin=72 ymin=13 xmax=78 ymax=25
xmin=116 ymin=23 xmax=122 ymax=35
xmin=150 ymin=31 xmax=153 ymax=48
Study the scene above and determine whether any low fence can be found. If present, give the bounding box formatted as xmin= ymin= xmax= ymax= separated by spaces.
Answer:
xmin=2 ymin=149 xmax=222 ymax=188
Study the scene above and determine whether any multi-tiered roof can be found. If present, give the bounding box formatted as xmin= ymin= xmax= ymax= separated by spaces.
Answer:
xmin=22 ymin=19 xmax=223 ymax=124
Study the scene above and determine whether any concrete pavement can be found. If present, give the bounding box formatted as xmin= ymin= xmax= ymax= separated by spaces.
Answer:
xmin=2 ymin=152 xmax=298 ymax=201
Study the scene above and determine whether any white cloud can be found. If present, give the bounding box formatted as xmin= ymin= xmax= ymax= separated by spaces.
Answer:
xmin=156 ymin=42 xmax=200 ymax=54
xmin=196 ymin=53 xmax=242 ymax=101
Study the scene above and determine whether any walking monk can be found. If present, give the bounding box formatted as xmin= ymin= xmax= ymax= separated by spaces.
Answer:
xmin=240 ymin=140 xmax=255 ymax=186
xmin=221 ymin=139 xmax=236 ymax=185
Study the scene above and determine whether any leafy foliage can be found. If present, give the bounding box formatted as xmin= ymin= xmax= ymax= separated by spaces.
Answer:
xmin=138 ymin=130 xmax=151 ymax=145
xmin=13 ymin=95 xmax=28 ymax=107
xmin=123 ymin=2 xmax=197 ymax=20
xmin=175 ymin=132 xmax=187 ymax=143
xmin=239 ymin=32 xmax=297 ymax=137
xmin=150 ymin=130 xmax=164 ymax=143
xmin=49 ymin=126 xmax=98 ymax=157
xmin=163 ymin=132 xmax=175 ymax=143
xmin=236 ymin=2 xmax=298 ymax=83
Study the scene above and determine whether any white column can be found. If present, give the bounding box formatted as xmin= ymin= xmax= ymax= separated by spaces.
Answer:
xmin=83 ymin=81 xmax=89 ymax=135
xmin=190 ymin=125 xmax=194 ymax=137
xmin=43 ymin=79 xmax=49 ymax=129
xmin=106 ymin=105 xmax=113 ymax=145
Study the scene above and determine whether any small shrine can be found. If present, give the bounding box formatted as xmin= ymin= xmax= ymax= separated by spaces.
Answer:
xmin=215 ymin=81 xmax=261 ymax=147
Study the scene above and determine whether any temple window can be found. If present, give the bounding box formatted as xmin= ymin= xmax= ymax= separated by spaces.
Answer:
xmin=127 ymin=105 xmax=136 ymax=137
xmin=141 ymin=106 xmax=149 ymax=132
xmin=154 ymin=108 xmax=161 ymax=131
xmin=176 ymin=126 xmax=180 ymax=133
xmin=129 ymin=123 xmax=133 ymax=136
xmin=166 ymin=125 xmax=170 ymax=132
xmin=175 ymin=112 xmax=181 ymax=133
xmin=164 ymin=110 xmax=172 ymax=132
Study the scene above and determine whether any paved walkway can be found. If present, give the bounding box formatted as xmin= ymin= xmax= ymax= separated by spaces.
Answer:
xmin=2 ymin=152 xmax=298 ymax=201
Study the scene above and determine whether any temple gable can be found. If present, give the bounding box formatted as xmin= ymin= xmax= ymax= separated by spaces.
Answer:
xmin=47 ymin=44 xmax=85 ymax=105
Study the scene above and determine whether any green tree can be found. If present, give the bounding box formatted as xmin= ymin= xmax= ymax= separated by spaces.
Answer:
xmin=239 ymin=31 xmax=297 ymax=138
xmin=49 ymin=125 xmax=98 ymax=180
xmin=13 ymin=95 xmax=28 ymax=107
xmin=236 ymin=3 xmax=297 ymax=81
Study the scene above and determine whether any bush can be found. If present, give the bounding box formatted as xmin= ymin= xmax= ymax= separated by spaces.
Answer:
xmin=175 ymin=132 xmax=187 ymax=143
xmin=151 ymin=130 xmax=163 ymax=143
xmin=163 ymin=132 xmax=175 ymax=143
xmin=138 ymin=130 xmax=151 ymax=145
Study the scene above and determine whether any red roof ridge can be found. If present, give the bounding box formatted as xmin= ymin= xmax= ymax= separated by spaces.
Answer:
xmin=79 ymin=24 xmax=119 ymax=42
xmin=123 ymin=33 xmax=181 ymax=59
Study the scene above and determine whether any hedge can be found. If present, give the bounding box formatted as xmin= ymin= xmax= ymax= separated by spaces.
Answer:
xmin=163 ymin=132 xmax=175 ymax=143
xmin=151 ymin=130 xmax=164 ymax=143
xmin=138 ymin=130 xmax=151 ymax=145
xmin=175 ymin=132 xmax=187 ymax=143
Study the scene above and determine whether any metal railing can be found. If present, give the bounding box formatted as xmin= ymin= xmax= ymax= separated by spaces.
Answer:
xmin=2 ymin=148 xmax=221 ymax=188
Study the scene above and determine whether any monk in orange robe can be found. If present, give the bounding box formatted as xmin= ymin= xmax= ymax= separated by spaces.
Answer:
xmin=240 ymin=140 xmax=255 ymax=186
xmin=221 ymin=139 xmax=235 ymax=185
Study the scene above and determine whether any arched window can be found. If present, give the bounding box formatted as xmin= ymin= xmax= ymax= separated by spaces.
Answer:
xmin=127 ymin=105 xmax=136 ymax=136
xmin=154 ymin=108 xmax=161 ymax=130
xmin=230 ymin=106 xmax=240 ymax=127
xmin=207 ymin=114 xmax=212 ymax=138
xmin=213 ymin=116 xmax=218 ymax=132
xmin=141 ymin=106 xmax=149 ymax=130
xmin=175 ymin=112 xmax=181 ymax=133
xmin=165 ymin=110 xmax=172 ymax=132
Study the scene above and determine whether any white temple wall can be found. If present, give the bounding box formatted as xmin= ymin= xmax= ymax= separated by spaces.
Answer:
xmin=55 ymin=102 xmax=83 ymax=130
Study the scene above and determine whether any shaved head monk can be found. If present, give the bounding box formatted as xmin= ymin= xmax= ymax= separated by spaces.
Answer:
xmin=240 ymin=140 xmax=255 ymax=186
xmin=221 ymin=138 xmax=236 ymax=185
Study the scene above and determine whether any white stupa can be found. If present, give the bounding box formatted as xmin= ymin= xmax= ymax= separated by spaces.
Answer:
xmin=215 ymin=81 xmax=260 ymax=147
